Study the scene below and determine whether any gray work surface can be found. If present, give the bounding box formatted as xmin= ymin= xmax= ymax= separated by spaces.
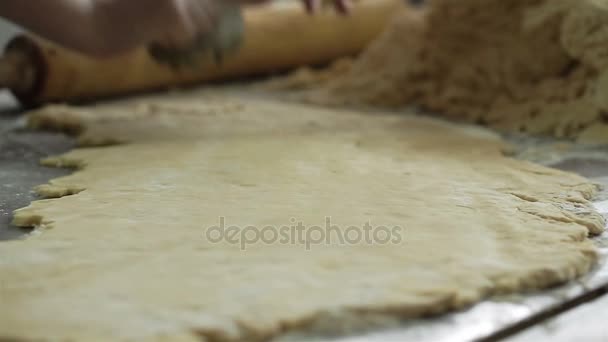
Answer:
xmin=0 ymin=99 xmax=73 ymax=240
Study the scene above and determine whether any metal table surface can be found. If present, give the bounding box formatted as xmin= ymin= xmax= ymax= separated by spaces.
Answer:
xmin=0 ymin=94 xmax=73 ymax=241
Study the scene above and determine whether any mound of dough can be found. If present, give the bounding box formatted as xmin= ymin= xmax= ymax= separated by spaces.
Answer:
xmin=281 ymin=0 xmax=608 ymax=143
xmin=0 ymin=90 xmax=604 ymax=341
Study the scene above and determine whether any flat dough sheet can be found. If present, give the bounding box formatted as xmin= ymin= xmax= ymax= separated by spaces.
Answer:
xmin=0 ymin=89 xmax=604 ymax=341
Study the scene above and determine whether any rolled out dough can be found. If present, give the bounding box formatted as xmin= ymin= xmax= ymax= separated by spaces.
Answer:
xmin=0 ymin=89 xmax=605 ymax=341
xmin=273 ymin=0 xmax=608 ymax=143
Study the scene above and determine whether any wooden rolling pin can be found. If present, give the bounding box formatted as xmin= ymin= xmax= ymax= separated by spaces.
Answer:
xmin=0 ymin=0 xmax=404 ymax=106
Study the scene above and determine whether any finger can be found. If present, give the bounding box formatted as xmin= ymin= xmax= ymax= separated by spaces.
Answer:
xmin=186 ymin=0 xmax=219 ymax=34
xmin=335 ymin=0 xmax=352 ymax=14
xmin=168 ymin=0 xmax=200 ymax=45
xmin=236 ymin=0 xmax=271 ymax=4
xmin=302 ymin=0 xmax=311 ymax=13
xmin=153 ymin=29 xmax=185 ymax=50
xmin=304 ymin=0 xmax=321 ymax=14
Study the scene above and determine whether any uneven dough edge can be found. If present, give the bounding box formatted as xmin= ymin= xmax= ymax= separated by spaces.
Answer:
xmin=3 ymin=96 xmax=606 ymax=342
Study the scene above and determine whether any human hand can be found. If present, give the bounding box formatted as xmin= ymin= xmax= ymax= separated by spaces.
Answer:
xmin=237 ymin=0 xmax=351 ymax=15
xmin=138 ymin=0 xmax=221 ymax=49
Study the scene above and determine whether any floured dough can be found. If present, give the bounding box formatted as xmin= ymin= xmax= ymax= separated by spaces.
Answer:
xmin=273 ymin=0 xmax=608 ymax=143
xmin=0 ymin=89 xmax=604 ymax=341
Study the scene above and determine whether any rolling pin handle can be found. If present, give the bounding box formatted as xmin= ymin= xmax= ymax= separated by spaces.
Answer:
xmin=0 ymin=49 xmax=34 ymax=93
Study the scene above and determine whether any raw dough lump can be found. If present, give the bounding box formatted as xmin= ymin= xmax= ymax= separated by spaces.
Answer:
xmin=278 ymin=0 xmax=608 ymax=143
